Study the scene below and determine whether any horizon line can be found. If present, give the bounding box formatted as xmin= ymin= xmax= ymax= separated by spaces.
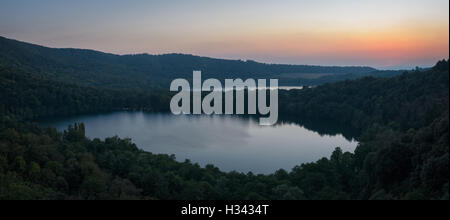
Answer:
xmin=1 ymin=35 xmax=443 ymax=71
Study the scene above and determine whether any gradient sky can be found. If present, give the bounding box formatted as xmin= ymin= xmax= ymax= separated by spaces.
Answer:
xmin=0 ymin=0 xmax=448 ymax=68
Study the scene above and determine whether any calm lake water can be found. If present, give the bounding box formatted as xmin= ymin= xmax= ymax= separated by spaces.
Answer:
xmin=41 ymin=112 xmax=358 ymax=174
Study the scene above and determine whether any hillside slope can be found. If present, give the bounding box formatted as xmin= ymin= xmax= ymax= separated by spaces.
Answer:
xmin=0 ymin=36 xmax=401 ymax=88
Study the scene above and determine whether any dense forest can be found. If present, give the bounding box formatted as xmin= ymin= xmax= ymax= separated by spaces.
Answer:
xmin=0 ymin=66 xmax=171 ymax=120
xmin=279 ymin=60 xmax=449 ymax=132
xmin=0 ymin=36 xmax=403 ymax=88
xmin=0 ymin=52 xmax=448 ymax=199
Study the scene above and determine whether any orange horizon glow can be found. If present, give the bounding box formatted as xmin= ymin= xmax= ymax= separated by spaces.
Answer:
xmin=1 ymin=0 xmax=448 ymax=68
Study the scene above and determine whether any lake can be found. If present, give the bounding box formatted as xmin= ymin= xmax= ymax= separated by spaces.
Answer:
xmin=40 ymin=112 xmax=358 ymax=174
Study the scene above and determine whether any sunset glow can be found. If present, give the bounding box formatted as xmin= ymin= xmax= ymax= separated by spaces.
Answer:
xmin=1 ymin=0 xmax=448 ymax=68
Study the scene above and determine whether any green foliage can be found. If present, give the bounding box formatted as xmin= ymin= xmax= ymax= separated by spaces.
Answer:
xmin=0 ymin=66 xmax=171 ymax=120
xmin=279 ymin=61 xmax=449 ymax=132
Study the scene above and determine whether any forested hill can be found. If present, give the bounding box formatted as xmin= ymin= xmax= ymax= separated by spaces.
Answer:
xmin=0 ymin=66 xmax=171 ymax=120
xmin=0 ymin=36 xmax=401 ymax=88
xmin=279 ymin=59 xmax=450 ymax=133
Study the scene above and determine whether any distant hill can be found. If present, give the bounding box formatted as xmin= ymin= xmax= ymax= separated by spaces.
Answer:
xmin=0 ymin=36 xmax=401 ymax=88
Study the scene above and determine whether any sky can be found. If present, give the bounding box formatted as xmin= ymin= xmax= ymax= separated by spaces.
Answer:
xmin=0 ymin=0 xmax=448 ymax=69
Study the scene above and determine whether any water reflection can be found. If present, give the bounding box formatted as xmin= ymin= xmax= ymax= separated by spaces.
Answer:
xmin=40 ymin=112 xmax=358 ymax=174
